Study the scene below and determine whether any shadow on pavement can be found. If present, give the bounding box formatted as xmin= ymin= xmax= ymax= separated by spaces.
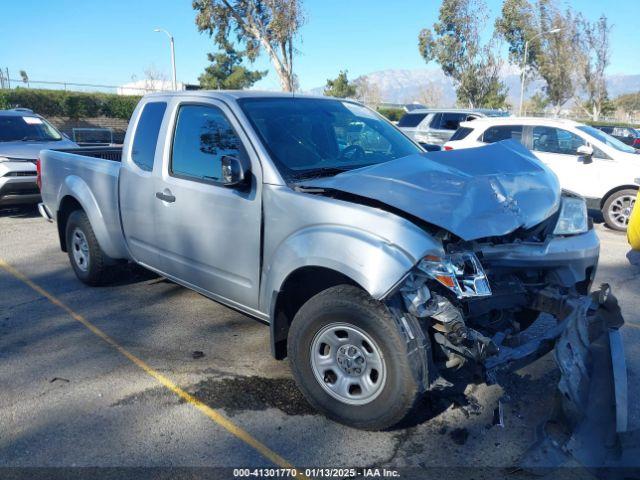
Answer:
xmin=0 ymin=204 xmax=40 ymax=219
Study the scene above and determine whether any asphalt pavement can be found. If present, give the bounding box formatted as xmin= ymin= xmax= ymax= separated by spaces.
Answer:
xmin=1 ymin=204 xmax=639 ymax=480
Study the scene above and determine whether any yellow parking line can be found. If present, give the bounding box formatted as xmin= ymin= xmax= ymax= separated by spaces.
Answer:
xmin=0 ymin=258 xmax=307 ymax=477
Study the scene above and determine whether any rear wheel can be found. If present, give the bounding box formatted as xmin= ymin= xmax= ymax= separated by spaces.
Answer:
xmin=288 ymin=285 xmax=422 ymax=430
xmin=65 ymin=210 xmax=113 ymax=285
xmin=602 ymin=189 xmax=637 ymax=231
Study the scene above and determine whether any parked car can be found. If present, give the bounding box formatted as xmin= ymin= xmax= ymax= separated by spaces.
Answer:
xmin=397 ymin=108 xmax=509 ymax=145
xmin=444 ymin=117 xmax=640 ymax=231
xmin=0 ymin=108 xmax=78 ymax=206
xmin=594 ymin=125 xmax=640 ymax=149
xmin=38 ymin=92 xmax=620 ymax=430
xmin=72 ymin=127 xmax=116 ymax=146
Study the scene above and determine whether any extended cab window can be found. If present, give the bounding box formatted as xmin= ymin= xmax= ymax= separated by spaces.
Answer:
xmin=131 ymin=102 xmax=167 ymax=171
xmin=482 ymin=125 xmax=524 ymax=144
xmin=171 ymin=105 xmax=244 ymax=183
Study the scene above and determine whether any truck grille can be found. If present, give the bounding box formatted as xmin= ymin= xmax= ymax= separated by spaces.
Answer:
xmin=3 ymin=171 xmax=36 ymax=177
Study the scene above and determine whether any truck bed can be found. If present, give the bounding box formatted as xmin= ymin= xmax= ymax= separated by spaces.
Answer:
xmin=39 ymin=147 xmax=129 ymax=260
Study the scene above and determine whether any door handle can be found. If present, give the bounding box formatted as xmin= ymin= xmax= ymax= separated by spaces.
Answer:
xmin=155 ymin=191 xmax=176 ymax=203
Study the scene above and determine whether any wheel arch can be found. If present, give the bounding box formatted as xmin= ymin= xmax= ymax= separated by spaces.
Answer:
xmin=269 ymin=266 xmax=364 ymax=360
xmin=57 ymin=195 xmax=83 ymax=252
xmin=600 ymin=184 xmax=638 ymax=209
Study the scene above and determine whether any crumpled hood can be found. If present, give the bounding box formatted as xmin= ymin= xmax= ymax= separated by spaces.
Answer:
xmin=300 ymin=140 xmax=561 ymax=241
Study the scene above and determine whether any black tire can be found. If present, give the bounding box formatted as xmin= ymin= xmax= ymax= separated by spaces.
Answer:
xmin=288 ymin=285 xmax=422 ymax=430
xmin=602 ymin=188 xmax=637 ymax=232
xmin=65 ymin=210 xmax=112 ymax=286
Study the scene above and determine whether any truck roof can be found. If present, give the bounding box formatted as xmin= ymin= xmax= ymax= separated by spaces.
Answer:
xmin=142 ymin=90 xmax=337 ymax=102
xmin=459 ymin=116 xmax=583 ymax=129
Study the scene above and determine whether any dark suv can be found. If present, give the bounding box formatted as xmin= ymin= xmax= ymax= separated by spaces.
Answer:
xmin=595 ymin=125 xmax=640 ymax=149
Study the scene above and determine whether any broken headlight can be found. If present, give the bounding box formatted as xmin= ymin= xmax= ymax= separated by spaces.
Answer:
xmin=418 ymin=252 xmax=491 ymax=299
xmin=553 ymin=196 xmax=588 ymax=235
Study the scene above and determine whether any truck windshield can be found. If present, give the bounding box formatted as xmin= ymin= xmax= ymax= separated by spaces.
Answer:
xmin=0 ymin=115 xmax=63 ymax=142
xmin=238 ymin=97 xmax=422 ymax=180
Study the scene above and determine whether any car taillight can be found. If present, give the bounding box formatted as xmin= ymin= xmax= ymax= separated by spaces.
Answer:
xmin=633 ymin=138 xmax=640 ymax=146
xmin=36 ymin=158 xmax=42 ymax=190
xmin=443 ymin=146 xmax=453 ymax=151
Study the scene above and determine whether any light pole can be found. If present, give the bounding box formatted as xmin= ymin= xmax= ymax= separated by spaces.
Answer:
xmin=154 ymin=28 xmax=177 ymax=91
xmin=519 ymin=28 xmax=562 ymax=116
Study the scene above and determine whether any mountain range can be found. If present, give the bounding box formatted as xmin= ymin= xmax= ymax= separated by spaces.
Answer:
xmin=308 ymin=68 xmax=640 ymax=106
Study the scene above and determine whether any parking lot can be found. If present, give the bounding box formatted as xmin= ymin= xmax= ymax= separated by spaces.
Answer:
xmin=1 ymin=204 xmax=639 ymax=479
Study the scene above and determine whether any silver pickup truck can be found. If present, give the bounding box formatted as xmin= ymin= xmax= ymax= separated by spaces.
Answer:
xmin=37 ymin=91 xmax=626 ymax=436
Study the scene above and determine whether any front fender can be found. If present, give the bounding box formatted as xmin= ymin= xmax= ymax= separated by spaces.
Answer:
xmin=260 ymin=224 xmax=441 ymax=315
xmin=57 ymin=175 xmax=127 ymax=259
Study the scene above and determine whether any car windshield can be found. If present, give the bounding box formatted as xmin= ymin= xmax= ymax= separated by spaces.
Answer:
xmin=577 ymin=125 xmax=637 ymax=154
xmin=238 ymin=97 xmax=422 ymax=180
xmin=0 ymin=115 xmax=63 ymax=142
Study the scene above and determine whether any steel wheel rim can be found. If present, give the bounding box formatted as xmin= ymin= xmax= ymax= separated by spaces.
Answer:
xmin=71 ymin=228 xmax=90 ymax=272
xmin=310 ymin=322 xmax=386 ymax=405
xmin=608 ymin=195 xmax=636 ymax=229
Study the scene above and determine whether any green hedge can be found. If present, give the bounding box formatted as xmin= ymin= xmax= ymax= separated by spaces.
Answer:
xmin=584 ymin=120 xmax=640 ymax=129
xmin=377 ymin=107 xmax=405 ymax=122
xmin=0 ymin=88 xmax=141 ymax=119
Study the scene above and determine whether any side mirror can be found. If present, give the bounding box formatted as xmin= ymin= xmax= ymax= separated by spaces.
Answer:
xmin=221 ymin=155 xmax=250 ymax=187
xmin=577 ymin=145 xmax=593 ymax=163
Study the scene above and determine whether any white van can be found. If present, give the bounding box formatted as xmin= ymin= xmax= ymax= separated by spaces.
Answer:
xmin=444 ymin=117 xmax=640 ymax=231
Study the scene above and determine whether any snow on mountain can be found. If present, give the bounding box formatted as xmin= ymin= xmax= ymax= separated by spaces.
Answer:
xmin=307 ymin=68 xmax=640 ymax=106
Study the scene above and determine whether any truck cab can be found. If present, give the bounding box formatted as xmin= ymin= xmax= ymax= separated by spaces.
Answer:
xmin=38 ymin=92 xmax=622 ymax=432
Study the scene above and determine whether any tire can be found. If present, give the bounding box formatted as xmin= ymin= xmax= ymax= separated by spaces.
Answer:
xmin=602 ymin=189 xmax=637 ymax=231
xmin=65 ymin=210 xmax=112 ymax=286
xmin=288 ymin=285 xmax=422 ymax=430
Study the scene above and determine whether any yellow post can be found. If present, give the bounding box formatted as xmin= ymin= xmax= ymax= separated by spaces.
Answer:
xmin=628 ymin=191 xmax=640 ymax=250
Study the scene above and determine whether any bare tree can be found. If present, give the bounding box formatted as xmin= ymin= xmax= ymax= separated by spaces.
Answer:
xmin=143 ymin=65 xmax=170 ymax=92
xmin=354 ymin=76 xmax=381 ymax=106
xmin=575 ymin=15 xmax=612 ymax=121
xmin=416 ymin=82 xmax=444 ymax=107
xmin=193 ymin=0 xmax=304 ymax=92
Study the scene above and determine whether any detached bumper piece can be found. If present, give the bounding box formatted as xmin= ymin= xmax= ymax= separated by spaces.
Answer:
xmin=519 ymin=285 xmax=639 ymax=477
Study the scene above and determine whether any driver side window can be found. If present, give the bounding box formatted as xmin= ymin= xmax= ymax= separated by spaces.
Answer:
xmin=532 ymin=126 xmax=584 ymax=155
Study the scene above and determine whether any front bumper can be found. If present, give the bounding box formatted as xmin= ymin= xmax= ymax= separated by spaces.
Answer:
xmin=479 ymin=227 xmax=600 ymax=289
xmin=0 ymin=176 xmax=40 ymax=206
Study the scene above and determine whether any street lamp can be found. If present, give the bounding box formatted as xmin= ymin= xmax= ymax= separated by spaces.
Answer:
xmin=154 ymin=28 xmax=177 ymax=91
xmin=519 ymin=28 xmax=563 ymax=116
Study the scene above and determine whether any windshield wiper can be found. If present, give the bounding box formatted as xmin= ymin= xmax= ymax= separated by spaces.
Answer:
xmin=21 ymin=136 xmax=49 ymax=142
xmin=291 ymin=167 xmax=351 ymax=181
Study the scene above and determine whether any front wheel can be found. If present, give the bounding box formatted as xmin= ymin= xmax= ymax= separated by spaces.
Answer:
xmin=288 ymin=285 xmax=422 ymax=430
xmin=602 ymin=189 xmax=637 ymax=231
xmin=65 ymin=210 xmax=113 ymax=285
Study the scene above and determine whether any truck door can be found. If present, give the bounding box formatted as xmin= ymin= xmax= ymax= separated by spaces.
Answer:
xmin=153 ymin=99 xmax=262 ymax=310
xmin=119 ymin=100 xmax=168 ymax=269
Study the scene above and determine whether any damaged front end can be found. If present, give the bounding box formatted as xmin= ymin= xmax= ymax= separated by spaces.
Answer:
xmin=389 ymin=224 xmax=631 ymax=473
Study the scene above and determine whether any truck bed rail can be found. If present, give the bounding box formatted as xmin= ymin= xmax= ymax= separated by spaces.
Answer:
xmin=52 ymin=147 xmax=122 ymax=163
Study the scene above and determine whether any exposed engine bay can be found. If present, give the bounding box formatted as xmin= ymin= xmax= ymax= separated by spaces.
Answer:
xmin=390 ymin=228 xmax=633 ymax=474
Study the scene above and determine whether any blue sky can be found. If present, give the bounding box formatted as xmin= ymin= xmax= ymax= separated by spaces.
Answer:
xmin=0 ymin=0 xmax=637 ymax=92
